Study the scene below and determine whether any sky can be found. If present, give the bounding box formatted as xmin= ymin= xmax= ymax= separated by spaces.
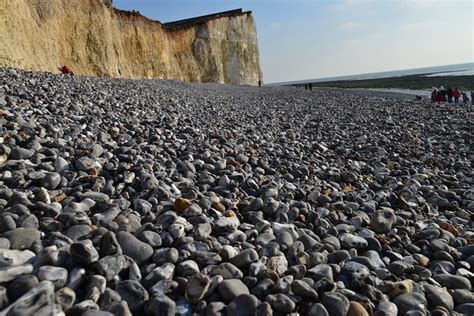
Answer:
xmin=113 ymin=0 xmax=474 ymax=83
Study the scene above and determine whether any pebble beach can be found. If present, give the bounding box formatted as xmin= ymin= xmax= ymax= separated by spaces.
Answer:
xmin=0 ymin=68 xmax=473 ymax=315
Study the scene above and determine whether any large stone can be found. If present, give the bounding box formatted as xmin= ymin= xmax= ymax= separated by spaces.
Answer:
xmin=227 ymin=294 xmax=259 ymax=316
xmin=115 ymin=280 xmax=149 ymax=312
xmin=266 ymin=255 xmax=288 ymax=275
xmin=0 ymin=281 xmax=55 ymax=315
xmin=10 ymin=147 xmax=34 ymax=160
xmin=218 ymin=279 xmax=250 ymax=302
xmin=339 ymin=233 xmax=368 ymax=249
xmin=70 ymin=240 xmax=100 ymax=265
xmin=94 ymin=255 xmax=130 ymax=281
xmin=3 ymin=228 xmax=41 ymax=250
xmin=41 ymin=172 xmax=61 ymax=190
xmin=145 ymin=294 xmax=176 ymax=316
xmin=229 ymin=249 xmax=259 ymax=268
xmin=433 ymin=274 xmax=471 ymax=290
xmin=265 ymin=293 xmax=296 ymax=314
xmin=393 ymin=292 xmax=427 ymax=315
xmin=0 ymin=249 xmax=36 ymax=267
xmin=424 ymin=283 xmax=454 ymax=311
xmin=7 ymin=275 xmax=39 ymax=301
xmin=370 ymin=208 xmax=396 ymax=233
xmin=116 ymin=231 xmax=153 ymax=265
xmin=321 ymin=292 xmax=350 ymax=316
xmin=38 ymin=266 xmax=68 ymax=289
xmin=55 ymin=287 xmax=76 ymax=309
xmin=0 ymin=264 xmax=33 ymax=282
xmin=373 ymin=302 xmax=398 ymax=316
xmin=291 ymin=280 xmax=318 ymax=300
xmin=185 ymin=273 xmax=211 ymax=304
xmin=347 ymin=301 xmax=369 ymax=316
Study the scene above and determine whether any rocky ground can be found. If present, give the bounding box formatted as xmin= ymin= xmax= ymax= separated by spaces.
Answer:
xmin=0 ymin=68 xmax=473 ymax=316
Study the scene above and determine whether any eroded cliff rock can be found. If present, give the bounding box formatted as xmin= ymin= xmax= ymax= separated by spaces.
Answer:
xmin=0 ymin=0 xmax=262 ymax=85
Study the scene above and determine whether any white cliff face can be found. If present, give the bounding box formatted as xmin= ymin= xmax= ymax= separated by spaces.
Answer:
xmin=190 ymin=14 xmax=262 ymax=85
xmin=0 ymin=0 xmax=263 ymax=85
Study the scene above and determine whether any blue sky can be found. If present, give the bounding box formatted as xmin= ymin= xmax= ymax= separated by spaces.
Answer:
xmin=113 ymin=0 xmax=473 ymax=83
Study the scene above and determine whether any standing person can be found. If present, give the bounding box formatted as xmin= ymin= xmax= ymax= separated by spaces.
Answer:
xmin=446 ymin=87 xmax=453 ymax=104
xmin=452 ymin=87 xmax=461 ymax=105
xmin=439 ymin=86 xmax=447 ymax=101
xmin=461 ymin=92 xmax=469 ymax=105
xmin=59 ymin=65 xmax=74 ymax=75
xmin=431 ymin=87 xmax=439 ymax=103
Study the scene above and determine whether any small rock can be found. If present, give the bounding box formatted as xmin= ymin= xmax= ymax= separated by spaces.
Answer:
xmin=0 ymin=249 xmax=36 ymax=267
xmin=393 ymin=292 xmax=427 ymax=315
xmin=347 ymin=301 xmax=369 ymax=316
xmin=41 ymin=172 xmax=61 ymax=190
xmin=70 ymin=240 xmax=100 ymax=265
xmin=424 ymin=283 xmax=454 ymax=311
xmin=265 ymin=293 xmax=296 ymax=313
xmin=185 ymin=273 xmax=211 ymax=304
xmin=230 ymin=249 xmax=259 ymax=268
xmin=115 ymin=280 xmax=149 ymax=312
xmin=173 ymin=198 xmax=192 ymax=213
xmin=218 ymin=279 xmax=250 ymax=302
xmin=339 ymin=233 xmax=368 ymax=249
xmin=55 ymin=287 xmax=76 ymax=309
xmin=292 ymin=279 xmax=318 ymax=300
xmin=370 ymin=208 xmax=396 ymax=233
xmin=117 ymin=231 xmax=153 ymax=265
xmin=145 ymin=294 xmax=176 ymax=316
xmin=321 ymin=292 xmax=350 ymax=316
xmin=388 ymin=280 xmax=413 ymax=298
xmin=1 ymin=281 xmax=55 ymax=315
xmin=38 ymin=266 xmax=68 ymax=289
xmin=7 ymin=275 xmax=39 ymax=301
xmin=433 ymin=274 xmax=471 ymax=290
xmin=227 ymin=294 xmax=259 ymax=316
xmin=0 ymin=264 xmax=33 ymax=282
xmin=3 ymin=228 xmax=41 ymax=250
xmin=308 ymin=303 xmax=329 ymax=316
xmin=10 ymin=147 xmax=34 ymax=160
xmin=373 ymin=301 xmax=398 ymax=316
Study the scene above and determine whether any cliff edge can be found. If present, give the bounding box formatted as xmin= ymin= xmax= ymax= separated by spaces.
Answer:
xmin=0 ymin=0 xmax=262 ymax=85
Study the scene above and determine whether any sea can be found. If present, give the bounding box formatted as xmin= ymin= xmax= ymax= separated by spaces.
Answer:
xmin=274 ymin=62 xmax=474 ymax=86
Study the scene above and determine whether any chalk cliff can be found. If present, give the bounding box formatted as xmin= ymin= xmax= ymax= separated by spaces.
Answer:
xmin=0 ymin=0 xmax=262 ymax=85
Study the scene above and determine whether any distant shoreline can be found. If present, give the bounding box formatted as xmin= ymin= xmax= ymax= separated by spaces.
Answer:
xmin=291 ymin=74 xmax=474 ymax=91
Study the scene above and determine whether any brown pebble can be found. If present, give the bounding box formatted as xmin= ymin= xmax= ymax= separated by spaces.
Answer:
xmin=347 ymin=301 xmax=369 ymax=316
xmin=173 ymin=197 xmax=192 ymax=213
xmin=212 ymin=201 xmax=226 ymax=212
xmin=389 ymin=280 xmax=413 ymax=298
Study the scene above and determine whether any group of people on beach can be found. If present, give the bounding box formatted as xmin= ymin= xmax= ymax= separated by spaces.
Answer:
xmin=431 ymin=86 xmax=471 ymax=105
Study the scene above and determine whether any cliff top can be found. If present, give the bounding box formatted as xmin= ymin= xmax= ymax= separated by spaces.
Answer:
xmin=163 ymin=9 xmax=252 ymax=30
xmin=111 ymin=6 xmax=251 ymax=30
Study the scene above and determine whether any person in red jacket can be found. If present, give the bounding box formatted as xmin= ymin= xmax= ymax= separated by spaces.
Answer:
xmin=452 ymin=87 xmax=461 ymax=105
xmin=59 ymin=66 xmax=74 ymax=75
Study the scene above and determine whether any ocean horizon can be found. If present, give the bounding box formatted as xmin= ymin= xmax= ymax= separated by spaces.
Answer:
xmin=270 ymin=62 xmax=474 ymax=86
